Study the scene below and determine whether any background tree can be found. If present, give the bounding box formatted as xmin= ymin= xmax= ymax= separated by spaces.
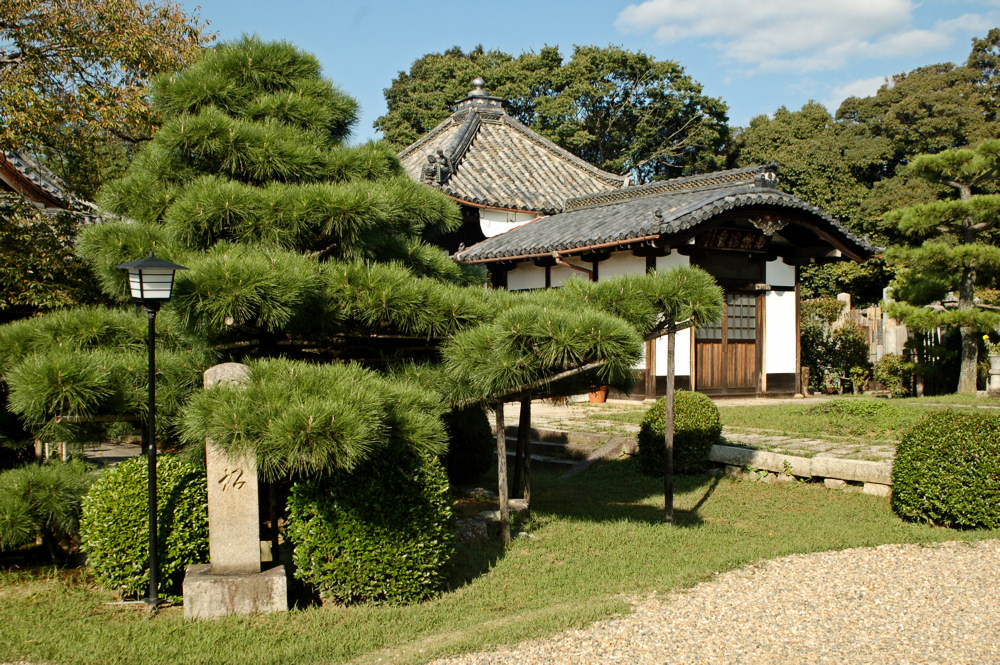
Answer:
xmin=883 ymin=139 xmax=1000 ymax=394
xmin=0 ymin=0 xmax=211 ymax=197
xmin=734 ymin=29 xmax=1000 ymax=306
xmin=377 ymin=45 xmax=729 ymax=182
xmin=0 ymin=197 xmax=101 ymax=323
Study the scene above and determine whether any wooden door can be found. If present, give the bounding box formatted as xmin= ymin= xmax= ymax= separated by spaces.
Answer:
xmin=695 ymin=293 xmax=758 ymax=393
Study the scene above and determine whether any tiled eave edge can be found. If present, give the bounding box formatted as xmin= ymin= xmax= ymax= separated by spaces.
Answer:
xmin=455 ymin=190 xmax=877 ymax=264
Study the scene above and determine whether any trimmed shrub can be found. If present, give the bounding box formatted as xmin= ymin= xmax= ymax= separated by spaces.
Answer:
xmin=80 ymin=455 xmax=208 ymax=598
xmin=892 ymin=410 xmax=1000 ymax=529
xmin=637 ymin=391 xmax=722 ymax=475
xmin=286 ymin=446 xmax=453 ymax=604
xmin=0 ymin=461 xmax=94 ymax=559
xmin=872 ymin=353 xmax=914 ymax=397
xmin=441 ymin=405 xmax=494 ymax=485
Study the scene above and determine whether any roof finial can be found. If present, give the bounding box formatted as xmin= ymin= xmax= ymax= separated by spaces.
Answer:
xmin=469 ymin=78 xmax=487 ymax=97
xmin=456 ymin=77 xmax=504 ymax=111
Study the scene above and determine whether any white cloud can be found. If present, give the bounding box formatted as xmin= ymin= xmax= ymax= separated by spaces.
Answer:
xmin=615 ymin=0 xmax=981 ymax=73
xmin=824 ymin=75 xmax=891 ymax=111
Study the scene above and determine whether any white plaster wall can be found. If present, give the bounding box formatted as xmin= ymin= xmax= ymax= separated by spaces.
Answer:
xmin=550 ymin=259 xmax=593 ymax=287
xmin=654 ymin=329 xmax=692 ymax=377
xmin=766 ymin=259 xmax=795 ymax=287
xmin=597 ymin=252 xmax=646 ymax=278
xmin=655 ymin=253 xmax=690 ymax=271
xmin=479 ymin=209 xmax=539 ymax=238
xmin=765 ymin=290 xmax=797 ymax=374
xmin=506 ymin=263 xmax=545 ymax=291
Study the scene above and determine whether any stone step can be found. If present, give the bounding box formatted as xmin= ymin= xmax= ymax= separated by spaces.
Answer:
xmin=504 ymin=450 xmax=578 ymax=473
xmin=503 ymin=425 xmax=610 ymax=447
xmin=503 ymin=436 xmax=591 ymax=461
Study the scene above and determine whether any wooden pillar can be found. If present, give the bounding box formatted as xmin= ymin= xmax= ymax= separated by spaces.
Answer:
xmin=645 ymin=339 xmax=656 ymax=399
xmin=664 ymin=330 xmax=675 ymax=523
xmin=494 ymin=402 xmax=510 ymax=544
xmin=520 ymin=398 xmax=531 ymax=511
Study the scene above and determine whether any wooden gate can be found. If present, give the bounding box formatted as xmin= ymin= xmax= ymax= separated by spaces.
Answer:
xmin=695 ymin=292 xmax=759 ymax=393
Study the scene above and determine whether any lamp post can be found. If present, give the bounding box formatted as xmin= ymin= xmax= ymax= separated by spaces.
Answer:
xmin=115 ymin=252 xmax=187 ymax=607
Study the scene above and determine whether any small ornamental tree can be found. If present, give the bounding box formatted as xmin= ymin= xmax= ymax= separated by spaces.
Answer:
xmin=883 ymin=139 xmax=1000 ymax=394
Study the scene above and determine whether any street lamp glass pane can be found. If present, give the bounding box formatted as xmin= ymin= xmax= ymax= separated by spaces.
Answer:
xmin=128 ymin=269 xmax=176 ymax=300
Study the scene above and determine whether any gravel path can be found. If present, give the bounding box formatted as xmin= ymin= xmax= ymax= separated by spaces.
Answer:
xmin=430 ymin=539 xmax=1000 ymax=665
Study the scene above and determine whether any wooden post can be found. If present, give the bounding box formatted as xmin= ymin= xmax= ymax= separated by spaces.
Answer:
xmin=664 ymin=329 xmax=675 ymax=523
xmin=512 ymin=405 xmax=523 ymax=499
xmin=521 ymin=398 xmax=531 ymax=512
xmin=495 ymin=402 xmax=511 ymax=544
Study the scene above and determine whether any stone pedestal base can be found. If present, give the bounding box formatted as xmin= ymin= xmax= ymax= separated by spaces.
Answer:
xmin=183 ymin=564 xmax=287 ymax=620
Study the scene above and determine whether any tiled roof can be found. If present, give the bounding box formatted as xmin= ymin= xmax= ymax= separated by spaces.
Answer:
xmin=454 ymin=164 xmax=876 ymax=263
xmin=398 ymin=81 xmax=627 ymax=214
xmin=0 ymin=150 xmax=71 ymax=208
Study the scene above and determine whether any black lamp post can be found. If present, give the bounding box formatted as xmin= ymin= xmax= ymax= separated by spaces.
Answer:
xmin=115 ymin=252 xmax=187 ymax=607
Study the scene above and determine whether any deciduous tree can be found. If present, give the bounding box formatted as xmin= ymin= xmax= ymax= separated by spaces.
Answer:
xmin=377 ymin=45 xmax=729 ymax=182
xmin=0 ymin=0 xmax=211 ymax=196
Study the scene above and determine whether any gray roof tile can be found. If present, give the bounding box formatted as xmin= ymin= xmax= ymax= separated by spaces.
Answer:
xmin=399 ymin=89 xmax=627 ymax=213
xmin=454 ymin=165 xmax=876 ymax=262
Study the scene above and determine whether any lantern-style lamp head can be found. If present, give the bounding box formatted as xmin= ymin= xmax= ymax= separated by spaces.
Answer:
xmin=115 ymin=252 xmax=188 ymax=307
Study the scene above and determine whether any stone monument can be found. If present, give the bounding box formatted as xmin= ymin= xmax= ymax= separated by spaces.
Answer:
xmin=182 ymin=362 xmax=288 ymax=619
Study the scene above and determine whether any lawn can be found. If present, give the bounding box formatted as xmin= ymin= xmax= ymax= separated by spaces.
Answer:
xmin=582 ymin=394 xmax=1000 ymax=448
xmin=2 ymin=457 xmax=997 ymax=665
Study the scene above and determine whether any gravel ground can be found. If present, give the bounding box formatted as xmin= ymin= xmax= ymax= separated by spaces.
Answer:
xmin=430 ymin=539 xmax=1000 ymax=665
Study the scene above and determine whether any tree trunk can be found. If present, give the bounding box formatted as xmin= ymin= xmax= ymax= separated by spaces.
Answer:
xmin=521 ymin=398 xmax=531 ymax=512
xmin=494 ymin=402 xmax=511 ymax=544
xmin=958 ymin=264 xmax=979 ymax=394
xmin=664 ymin=329 xmax=675 ymax=523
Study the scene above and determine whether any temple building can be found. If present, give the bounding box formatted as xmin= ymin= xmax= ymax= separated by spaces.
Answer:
xmin=398 ymin=79 xmax=628 ymax=253
xmin=400 ymin=83 xmax=875 ymax=398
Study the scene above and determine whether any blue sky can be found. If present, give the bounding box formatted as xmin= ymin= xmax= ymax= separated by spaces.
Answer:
xmin=178 ymin=0 xmax=999 ymax=144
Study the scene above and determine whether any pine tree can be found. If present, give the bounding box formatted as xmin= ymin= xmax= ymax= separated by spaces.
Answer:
xmin=0 ymin=37 xmax=719 ymax=482
xmin=884 ymin=139 xmax=1000 ymax=394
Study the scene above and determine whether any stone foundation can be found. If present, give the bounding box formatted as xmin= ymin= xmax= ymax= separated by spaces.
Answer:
xmin=183 ymin=564 xmax=287 ymax=620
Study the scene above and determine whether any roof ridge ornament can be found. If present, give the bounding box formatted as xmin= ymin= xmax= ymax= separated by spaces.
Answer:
xmin=754 ymin=165 xmax=779 ymax=189
xmin=455 ymin=77 xmax=505 ymax=112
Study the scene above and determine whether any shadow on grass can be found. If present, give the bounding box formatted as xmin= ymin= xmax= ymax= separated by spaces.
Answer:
xmin=530 ymin=457 xmax=722 ymax=527
xmin=446 ymin=457 xmax=725 ymax=588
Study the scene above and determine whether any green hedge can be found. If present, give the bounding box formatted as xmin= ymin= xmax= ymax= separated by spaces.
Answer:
xmin=892 ymin=410 xmax=1000 ymax=529
xmin=286 ymin=446 xmax=453 ymax=604
xmin=637 ymin=391 xmax=722 ymax=475
xmin=80 ymin=455 xmax=208 ymax=598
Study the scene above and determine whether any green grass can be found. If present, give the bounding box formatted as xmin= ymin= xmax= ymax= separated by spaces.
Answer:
xmin=581 ymin=395 xmax=1000 ymax=448
xmin=2 ymin=459 xmax=997 ymax=665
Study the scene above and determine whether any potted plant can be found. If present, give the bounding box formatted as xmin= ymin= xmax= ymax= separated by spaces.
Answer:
xmin=588 ymin=385 xmax=608 ymax=403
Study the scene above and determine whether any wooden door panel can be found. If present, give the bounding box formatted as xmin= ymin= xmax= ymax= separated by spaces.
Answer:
xmin=695 ymin=292 xmax=759 ymax=393
xmin=696 ymin=341 xmax=724 ymax=389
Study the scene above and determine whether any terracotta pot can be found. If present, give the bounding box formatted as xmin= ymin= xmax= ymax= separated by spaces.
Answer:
xmin=588 ymin=385 xmax=608 ymax=403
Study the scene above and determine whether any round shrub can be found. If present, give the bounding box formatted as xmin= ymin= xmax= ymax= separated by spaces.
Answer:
xmin=892 ymin=410 xmax=1000 ymax=529
xmin=637 ymin=390 xmax=722 ymax=476
xmin=80 ymin=455 xmax=208 ymax=598
xmin=286 ymin=447 xmax=453 ymax=604
xmin=441 ymin=405 xmax=494 ymax=485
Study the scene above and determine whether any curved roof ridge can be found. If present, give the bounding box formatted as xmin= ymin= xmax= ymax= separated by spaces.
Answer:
xmin=567 ymin=164 xmax=777 ymax=210
xmin=454 ymin=181 xmax=877 ymax=263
